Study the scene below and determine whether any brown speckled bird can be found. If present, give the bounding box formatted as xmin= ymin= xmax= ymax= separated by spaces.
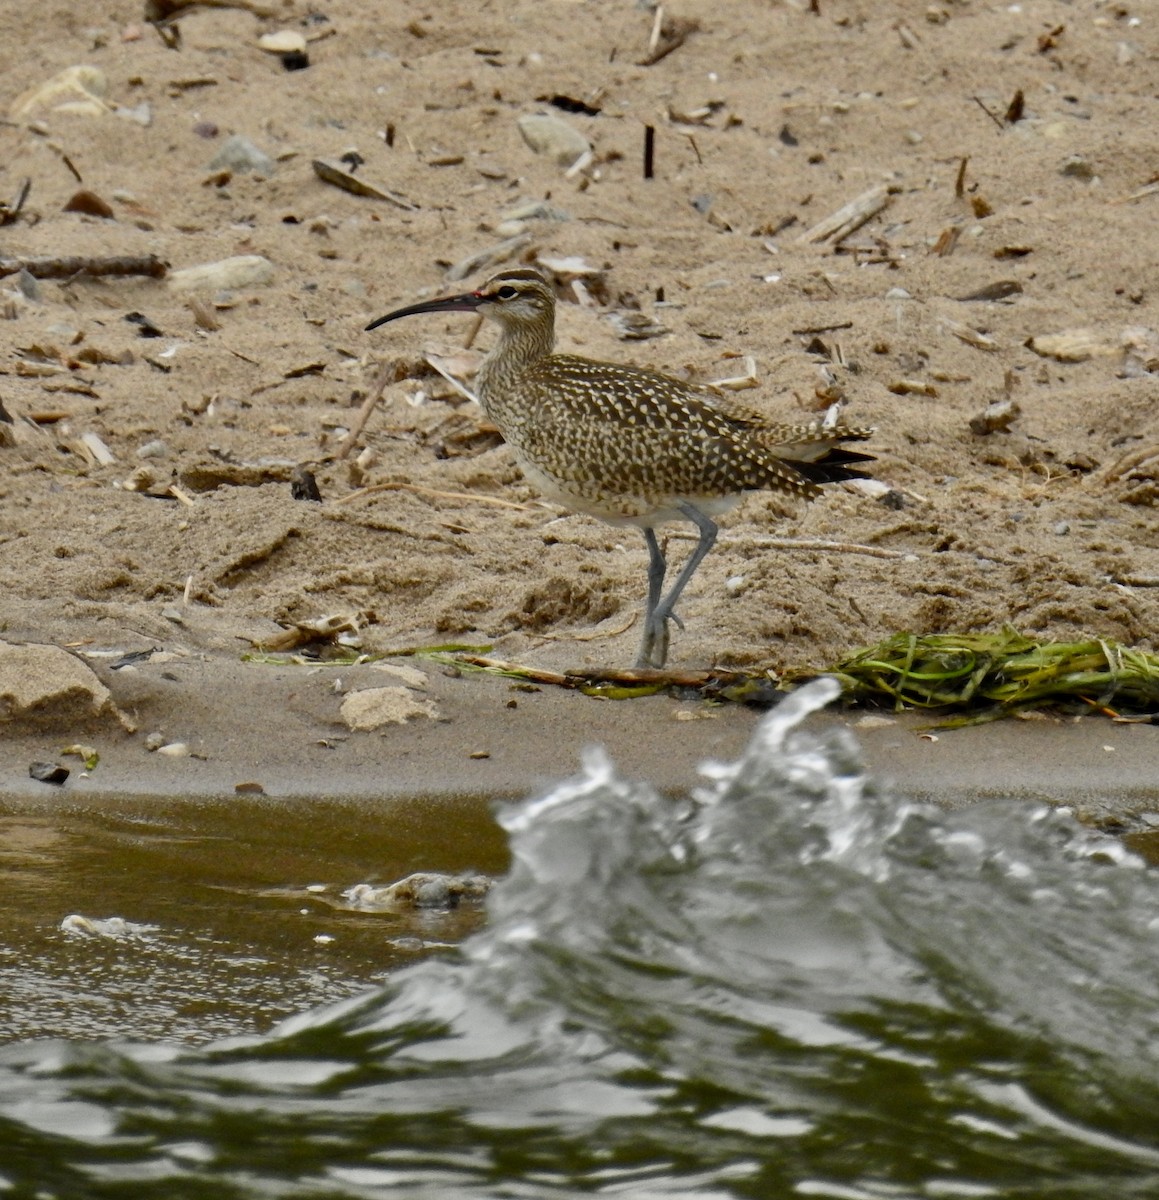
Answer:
xmin=366 ymin=268 xmax=874 ymax=668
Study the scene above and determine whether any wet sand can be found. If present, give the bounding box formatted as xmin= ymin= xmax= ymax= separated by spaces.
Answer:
xmin=3 ymin=651 xmax=1157 ymax=823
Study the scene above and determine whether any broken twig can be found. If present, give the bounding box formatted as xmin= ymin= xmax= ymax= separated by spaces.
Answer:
xmin=336 ymin=361 xmax=396 ymax=461
xmin=798 ymin=185 xmax=894 ymax=246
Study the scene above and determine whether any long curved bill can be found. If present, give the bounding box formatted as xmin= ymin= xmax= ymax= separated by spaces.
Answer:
xmin=365 ymin=289 xmax=483 ymax=332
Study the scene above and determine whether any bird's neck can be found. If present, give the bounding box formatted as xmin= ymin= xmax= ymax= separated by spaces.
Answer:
xmin=474 ymin=314 xmax=555 ymax=423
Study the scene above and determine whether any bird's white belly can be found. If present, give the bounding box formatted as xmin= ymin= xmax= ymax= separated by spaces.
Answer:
xmin=515 ymin=455 xmax=742 ymax=529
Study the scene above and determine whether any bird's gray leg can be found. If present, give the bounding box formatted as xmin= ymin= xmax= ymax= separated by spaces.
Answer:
xmin=643 ymin=503 xmax=717 ymax=668
xmin=636 ymin=527 xmax=668 ymax=668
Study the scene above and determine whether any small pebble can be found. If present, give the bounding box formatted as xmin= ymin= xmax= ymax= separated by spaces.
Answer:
xmin=1052 ymin=521 xmax=1071 ymax=536
xmin=136 ymin=439 xmax=168 ymax=459
xmin=144 ymin=732 xmax=164 ymax=751
xmin=156 ymin=741 xmax=190 ymax=757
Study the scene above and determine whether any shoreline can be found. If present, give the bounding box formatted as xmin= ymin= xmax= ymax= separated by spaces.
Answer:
xmin=4 ymin=648 xmax=1157 ymax=824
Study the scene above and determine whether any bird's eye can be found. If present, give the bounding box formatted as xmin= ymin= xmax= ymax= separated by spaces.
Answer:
xmin=496 ymin=285 xmax=518 ymax=300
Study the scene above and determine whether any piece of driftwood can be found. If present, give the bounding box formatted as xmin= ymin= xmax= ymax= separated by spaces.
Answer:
xmin=797 ymin=184 xmax=894 ymax=245
xmin=0 ymin=254 xmax=167 ymax=280
xmin=450 ymin=653 xmax=750 ymax=693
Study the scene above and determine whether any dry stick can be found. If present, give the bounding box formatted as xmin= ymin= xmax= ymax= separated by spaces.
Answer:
xmin=0 ymin=254 xmax=168 ymax=280
xmin=1096 ymin=443 xmax=1159 ymax=486
xmin=954 ymin=155 xmax=969 ymax=198
xmin=336 ymin=480 xmax=534 ymax=511
xmin=643 ymin=124 xmax=655 ymax=179
xmin=1111 ymin=181 xmax=1159 ymax=206
xmin=972 ymin=95 xmax=1005 ymax=131
xmin=791 ymin=320 xmax=853 ymax=335
xmin=452 ymin=653 xmax=745 ymax=690
xmin=455 ymin=655 xmax=571 ymax=687
xmin=1004 ymin=89 xmax=1025 ymax=124
xmin=423 ymin=355 xmax=478 ymax=403
xmin=336 ymin=360 xmax=395 ymax=461
xmin=578 ymin=665 xmax=748 ymax=686
xmin=647 ymin=5 xmax=664 ymax=57
xmin=797 ymin=184 xmax=893 ymax=245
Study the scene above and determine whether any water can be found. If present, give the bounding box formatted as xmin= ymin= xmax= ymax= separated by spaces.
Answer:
xmin=3 ymin=679 xmax=1159 ymax=1198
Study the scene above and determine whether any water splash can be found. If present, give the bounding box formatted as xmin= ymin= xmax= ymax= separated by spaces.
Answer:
xmin=2 ymin=679 xmax=1159 ymax=1198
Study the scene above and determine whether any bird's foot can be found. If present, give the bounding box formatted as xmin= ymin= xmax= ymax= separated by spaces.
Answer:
xmin=635 ymin=607 xmax=679 ymax=669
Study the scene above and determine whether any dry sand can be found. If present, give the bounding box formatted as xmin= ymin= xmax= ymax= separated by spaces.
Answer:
xmin=2 ymin=0 xmax=1158 ymax=800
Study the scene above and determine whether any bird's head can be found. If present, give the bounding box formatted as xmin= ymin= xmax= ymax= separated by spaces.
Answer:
xmin=365 ymin=269 xmax=554 ymax=333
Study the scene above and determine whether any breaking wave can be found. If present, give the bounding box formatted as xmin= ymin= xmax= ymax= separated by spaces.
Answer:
xmin=3 ymin=679 xmax=1159 ymax=1198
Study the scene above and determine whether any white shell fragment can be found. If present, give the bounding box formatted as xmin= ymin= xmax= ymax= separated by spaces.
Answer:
xmin=535 ymin=254 xmax=602 ymax=278
xmin=707 ymin=356 xmax=759 ymax=392
xmin=79 ymin=431 xmax=117 ymax=466
xmin=258 ymin=30 xmax=307 ymax=55
xmin=9 ymin=65 xmax=111 ymax=120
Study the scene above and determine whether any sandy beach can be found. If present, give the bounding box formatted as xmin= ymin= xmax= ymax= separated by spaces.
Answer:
xmin=2 ymin=0 xmax=1158 ymax=809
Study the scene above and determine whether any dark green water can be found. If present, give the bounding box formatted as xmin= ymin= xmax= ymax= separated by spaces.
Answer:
xmin=3 ymin=680 xmax=1159 ymax=1198
xmin=0 ymin=793 xmax=506 ymax=1044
